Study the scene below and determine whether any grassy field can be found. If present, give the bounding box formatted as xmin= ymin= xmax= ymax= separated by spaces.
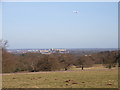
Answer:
xmin=2 ymin=66 xmax=118 ymax=88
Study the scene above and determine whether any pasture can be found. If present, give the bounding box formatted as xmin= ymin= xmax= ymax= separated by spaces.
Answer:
xmin=2 ymin=66 xmax=118 ymax=88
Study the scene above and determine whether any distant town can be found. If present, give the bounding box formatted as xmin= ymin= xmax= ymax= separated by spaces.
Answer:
xmin=7 ymin=48 xmax=118 ymax=55
xmin=7 ymin=48 xmax=69 ymax=54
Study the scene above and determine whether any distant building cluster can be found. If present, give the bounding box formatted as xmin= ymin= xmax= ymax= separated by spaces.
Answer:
xmin=7 ymin=48 xmax=69 ymax=54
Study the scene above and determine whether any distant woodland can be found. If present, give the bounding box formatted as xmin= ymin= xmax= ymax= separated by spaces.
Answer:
xmin=2 ymin=48 xmax=119 ymax=73
xmin=1 ymin=40 xmax=120 ymax=73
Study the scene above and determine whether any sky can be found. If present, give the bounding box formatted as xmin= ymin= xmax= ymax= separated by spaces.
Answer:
xmin=2 ymin=2 xmax=118 ymax=49
xmin=0 ymin=2 xmax=2 ymax=39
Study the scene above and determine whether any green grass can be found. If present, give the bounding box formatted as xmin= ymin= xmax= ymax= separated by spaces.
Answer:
xmin=2 ymin=68 xmax=118 ymax=88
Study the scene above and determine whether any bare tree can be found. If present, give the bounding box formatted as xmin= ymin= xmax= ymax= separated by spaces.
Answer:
xmin=0 ymin=40 xmax=8 ymax=49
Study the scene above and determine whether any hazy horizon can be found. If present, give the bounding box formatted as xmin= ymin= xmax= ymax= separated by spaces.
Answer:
xmin=7 ymin=48 xmax=118 ymax=50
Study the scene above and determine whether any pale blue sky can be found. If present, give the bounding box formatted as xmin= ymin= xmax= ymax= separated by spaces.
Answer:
xmin=2 ymin=2 xmax=118 ymax=49
xmin=0 ymin=2 xmax=2 ymax=39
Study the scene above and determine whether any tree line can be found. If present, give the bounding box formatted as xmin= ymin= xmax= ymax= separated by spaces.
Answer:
xmin=1 ymin=40 xmax=119 ymax=73
xmin=2 ymin=48 xmax=119 ymax=73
